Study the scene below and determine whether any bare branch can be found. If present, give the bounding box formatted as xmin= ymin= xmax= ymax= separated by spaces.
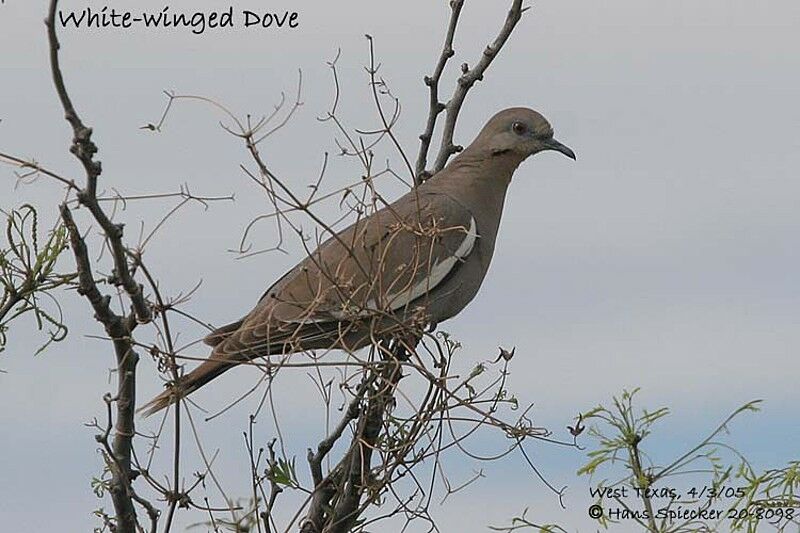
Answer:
xmin=430 ymin=0 xmax=525 ymax=174
xmin=414 ymin=0 xmax=465 ymax=184
xmin=46 ymin=0 xmax=151 ymax=325
xmin=46 ymin=1 xmax=155 ymax=530
xmin=60 ymin=204 xmax=144 ymax=533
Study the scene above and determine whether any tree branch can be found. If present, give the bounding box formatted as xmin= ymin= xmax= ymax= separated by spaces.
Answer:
xmin=46 ymin=1 xmax=154 ymax=530
xmin=60 ymin=204 xmax=143 ymax=533
xmin=325 ymin=362 xmax=400 ymax=533
xmin=430 ymin=0 xmax=525 ymax=174
xmin=45 ymin=0 xmax=151 ymax=325
xmin=414 ymin=0 xmax=465 ymax=184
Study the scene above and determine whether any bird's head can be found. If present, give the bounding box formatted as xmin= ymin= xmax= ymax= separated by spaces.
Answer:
xmin=472 ymin=107 xmax=576 ymax=163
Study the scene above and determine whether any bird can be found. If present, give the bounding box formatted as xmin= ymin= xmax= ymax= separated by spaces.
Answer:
xmin=140 ymin=107 xmax=575 ymax=416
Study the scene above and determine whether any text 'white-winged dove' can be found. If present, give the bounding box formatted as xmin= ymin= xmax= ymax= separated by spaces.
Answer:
xmin=140 ymin=107 xmax=575 ymax=416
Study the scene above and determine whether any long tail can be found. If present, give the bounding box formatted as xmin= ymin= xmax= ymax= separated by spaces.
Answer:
xmin=139 ymin=317 xmax=344 ymax=416
xmin=138 ymin=358 xmax=232 ymax=417
xmin=139 ymin=318 xmax=248 ymax=417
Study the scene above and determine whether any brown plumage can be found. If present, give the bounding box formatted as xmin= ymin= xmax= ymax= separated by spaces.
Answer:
xmin=140 ymin=107 xmax=575 ymax=416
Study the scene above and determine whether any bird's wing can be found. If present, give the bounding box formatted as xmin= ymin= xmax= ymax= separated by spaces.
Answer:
xmin=212 ymin=190 xmax=477 ymax=359
xmin=274 ymin=190 xmax=477 ymax=321
xmin=202 ymin=267 xmax=297 ymax=347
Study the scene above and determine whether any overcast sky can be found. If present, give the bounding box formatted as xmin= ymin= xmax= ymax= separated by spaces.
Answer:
xmin=1 ymin=1 xmax=799 ymax=531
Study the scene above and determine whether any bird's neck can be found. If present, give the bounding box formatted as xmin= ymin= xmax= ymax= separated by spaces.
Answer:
xmin=426 ymin=149 xmax=519 ymax=248
xmin=443 ymin=147 xmax=522 ymax=191
xmin=449 ymin=146 xmax=524 ymax=183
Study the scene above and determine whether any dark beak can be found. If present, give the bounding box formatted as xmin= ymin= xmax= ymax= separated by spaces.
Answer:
xmin=543 ymin=137 xmax=576 ymax=160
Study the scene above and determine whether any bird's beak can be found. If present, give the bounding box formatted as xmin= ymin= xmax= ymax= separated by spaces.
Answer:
xmin=543 ymin=137 xmax=576 ymax=160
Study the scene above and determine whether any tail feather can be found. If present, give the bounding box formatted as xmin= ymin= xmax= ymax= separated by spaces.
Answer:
xmin=203 ymin=318 xmax=245 ymax=347
xmin=141 ymin=319 xmax=348 ymax=417
xmin=138 ymin=358 xmax=232 ymax=417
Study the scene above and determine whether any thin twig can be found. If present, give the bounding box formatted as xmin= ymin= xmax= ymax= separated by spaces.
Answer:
xmin=431 ymin=0 xmax=526 ymax=173
xmin=414 ymin=0 xmax=465 ymax=184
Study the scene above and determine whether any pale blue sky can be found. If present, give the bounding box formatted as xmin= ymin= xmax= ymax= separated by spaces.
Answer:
xmin=1 ymin=1 xmax=798 ymax=531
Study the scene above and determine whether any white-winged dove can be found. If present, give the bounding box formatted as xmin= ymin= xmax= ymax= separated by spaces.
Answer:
xmin=141 ymin=107 xmax=575 ymax=416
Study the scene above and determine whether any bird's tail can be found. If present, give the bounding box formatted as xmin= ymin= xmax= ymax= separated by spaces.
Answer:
xmin=202 ymin=318 xmax=244 ymax=347
xmin=138 ymin=358 xmax=232 ymax=417
xmin=139 ymin=317 xmax=248 ymax=417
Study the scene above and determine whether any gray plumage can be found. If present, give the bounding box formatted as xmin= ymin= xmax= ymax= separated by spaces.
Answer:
xmin=140 ymin=107 xmax=575 ymax=416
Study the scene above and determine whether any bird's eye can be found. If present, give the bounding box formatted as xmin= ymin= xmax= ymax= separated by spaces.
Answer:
xmin=512 ymin=121 xmax=527 ymax=135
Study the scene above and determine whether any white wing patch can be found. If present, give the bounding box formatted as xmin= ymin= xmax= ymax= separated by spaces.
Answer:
xmin=383 ymin=215 xmax=478 ymax=311
xmin=291 ymin=216 xmax=478 ymax=323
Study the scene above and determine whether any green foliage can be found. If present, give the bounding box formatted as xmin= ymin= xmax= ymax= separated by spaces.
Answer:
xmin=578 ymin=388 xmax=670 ymax=479
xmin=91 ymin=475 xmax=112 ymax=498
xmin=577 ymin=390 xmax=797 ymax=532
xmin=496 ymin=391 xmax=797 ymax=532
xmin=728 ymin=460 xmax=800 ymax=531
xmin=268 ymin=456 xmax=299 ymax=489
xmin=189 ymin=498 xmax=263 ymax=532
xmin=0 ymin=204 xmax=74 ymax=354
xmin=489 ymin=507 xmax=568 ymax=532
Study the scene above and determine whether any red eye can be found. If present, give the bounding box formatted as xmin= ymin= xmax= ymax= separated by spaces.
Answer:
xmin=512 ymin=121 xmax=527 ymax=135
